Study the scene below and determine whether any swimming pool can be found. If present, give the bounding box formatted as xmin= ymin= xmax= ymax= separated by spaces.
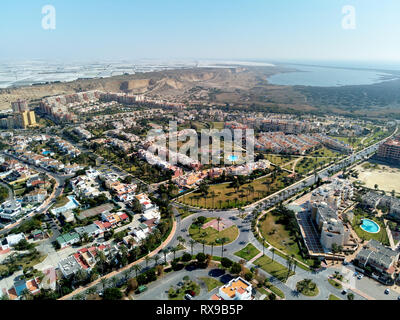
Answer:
xmin=228 ymin=155 xmax=238 ymax=162
xmin=360 ymin=219 xmax=380 ymax=234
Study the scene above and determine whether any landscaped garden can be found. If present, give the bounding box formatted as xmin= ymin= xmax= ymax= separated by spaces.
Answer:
xmin=296 ymin=279 xmax=319 ymax=297
xmin=258 ymin=208 xmax=314 ymax=267
xmin=234 ymin=243 xmax=260 ymax=261
xmin=189 ymin=217 xmax=239 ymax=246
xmin=254 ymin=255 xmax=295 ymax=282
xmin=178 ymin=170 xmax=290 ymax=209
xmin=352 ymin=206 xmax=390 ymax=246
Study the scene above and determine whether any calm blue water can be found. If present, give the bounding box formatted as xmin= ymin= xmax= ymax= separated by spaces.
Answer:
xmin=360 ymin=219 xmax=380 ymax=233
xmin=268 ymin=65 xmax=398 ymax=87
xmin=42 ymin=151 xmax=50 ymax=155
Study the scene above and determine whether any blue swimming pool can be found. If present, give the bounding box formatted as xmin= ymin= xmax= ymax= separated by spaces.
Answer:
xmin=360 ymin=219 xmax=380 ymax=234
xmin=228 ymin=155 xmax=238 ymax=161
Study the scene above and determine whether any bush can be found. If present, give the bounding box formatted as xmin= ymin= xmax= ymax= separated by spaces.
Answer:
xmin=103 ymin=288 xmax=123 ymax=300
xmin=244 ymin=272 xmax=253 ymax=282
xmin=230 ymin=262 xmax=242 ymax=275
xmin=269 ymin=292 xmax=276 ymax=300
xmin=181 ymin=253 xmax=192 ymax=262
xmin=196 ymin=253 xmax=206 ymax=263
xmin=221 ymin=257 xmax=233 ymax=268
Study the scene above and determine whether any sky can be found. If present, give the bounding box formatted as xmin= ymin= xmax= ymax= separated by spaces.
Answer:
xmin=1 ymin=0 xmax=400 ymax=63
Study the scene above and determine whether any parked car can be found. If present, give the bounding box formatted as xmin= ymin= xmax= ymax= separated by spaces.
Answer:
xmin=186 ymin=290 xmax=196 ymax=297
xmin=184 ymin=294 xmax=193 ymax=300
xmin=357 ymin=275 xmax=363 ymax=280
xmin=385 ymin=289 xmax=390 ymax=295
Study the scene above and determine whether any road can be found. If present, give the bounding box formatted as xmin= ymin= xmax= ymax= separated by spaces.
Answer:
xmin=0 ymin=152 xmax=70 ymax=235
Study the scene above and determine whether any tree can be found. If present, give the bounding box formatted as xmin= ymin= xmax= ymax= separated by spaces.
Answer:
xmin=196 ymin=252 xmax=206 ymax=264
xmin=103 ymin=287 xmax=123 ymax=300
xmin=216 ymin=217 xmax=222 ymax=232
xmin=153 ymin=254 xmax=160 ymax=267
xmin=230 ymin=262 xmax=242 ymax=275
xmin=268 ymin=292 xmax=277 ymax=300
xmin=189 ymin=240 xmax=196 ymax=256
xmin=210 ymin=241 xmax=216 ymax=257
xmin=220 ymin=238 xmax=227 ymax=257
xmin=347 ymin=293 xmax=354 ymax=300
xmin=161 ymin=248 xmax=169 ymax=264
xmin=127 ymin=278 xmax=138 ymax=293
xmin=100 ymin=278 xmax=109 ymax=291
xmin=132 ymin=264 xmax=142 ymax=278
xmin=221 ymin=257 xmax=233 ymax=268
xmin=181 ymin=252 xmax=192 ymax=262
xmin=199 ymin=239 xmax=206 ymax=254
xmin=170 ymin=247 xmax=178 ymax=261
xmin=145 ymin=256 xmax=151 ymax=268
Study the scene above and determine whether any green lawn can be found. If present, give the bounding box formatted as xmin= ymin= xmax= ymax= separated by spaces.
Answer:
xmin=178 ymin=171 xmax=289 ymax=209
xmin=189 ymin=223 xmax=239 ymax=246
xmin=328 ymin=279 xmax=342 ymax=289
xmin=199 ymin=277 xmax=223 ymax=292
xmin=254 ymin=255 xmax=295 ymax=282
xmin=259 ymin=213 xmax=314 ymax=267
xmin=329 ymin=294 xmax=341 ymax=300
xmin=234 ymin=244 xmax=260 ymax=261
xmin=263 ymin=154 xmax=294 ymax=166
xmin=296 ymin=279 xmax=319 ymax=297
xmin=264 ymin=282 xmax=285 ymax=299
xmin=352 ymin=213 xmax=390 ymax=246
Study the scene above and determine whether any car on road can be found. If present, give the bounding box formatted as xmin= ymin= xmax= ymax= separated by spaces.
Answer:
xmin=184 ymin=293 xmax=193 ymax=300
xmin=397 ymin=296 xmax=400 ymax=300
xmin=186 ymin=290 xmax=196 ymax=297
xmin=357 ymin=274 xmax=363 ymax=280
xmin=342 ymin=261 xmax=349 ymax=266
xmin=177 ymin=282 xmax=184 ymax=287
xmin=341 ymin=289 xmax=348 ymax=295
xmin=385 ymin=289 xmax=390 ymax=295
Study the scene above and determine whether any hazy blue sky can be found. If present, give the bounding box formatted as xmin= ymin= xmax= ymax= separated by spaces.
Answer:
xmin=1 ymin=0 xmax=400 ymax=63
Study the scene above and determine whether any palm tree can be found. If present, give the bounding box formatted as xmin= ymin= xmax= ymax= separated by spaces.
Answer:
xmin=199 ymin=239 xmax=206 ymax=254
xmin=132 ymin=264 xmax=142 ymax=278
xmin=161 ymin=248 xmax=169 ymax=264
xmin=216 ymin=217 xmax=222 ymax=232
xmin=221 ymin=238 xmax=227 ymax=257
xmin=110 ymin=276 xmax=118 ymax=288
xmin=262 ymin=239 xmax=265 ymax=256
xmin=170 ymin=247 xmax=178 ymax=261
xmin=210 ymin=241 xmax=216 ymax=257
xmin=189 ymin=240 xmax=196 ymax=256
xmin=153 ymin=254 xmax=160 ymax=267
xmin=100 ymin=277 xmax=109 ymax=291
xmin=218 ymin=199 xmax=223 ymax=209
xmin=144 ymin=256 xmax=151 ymax=268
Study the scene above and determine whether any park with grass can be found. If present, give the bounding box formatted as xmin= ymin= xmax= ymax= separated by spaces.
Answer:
xmin=189 ymin=217 xmax=239 ymax=246
xmin=234 ymin=244 xmax=260 ymax=261
xmin=254 ymin=255 xmax=295 ymax=282
xmin=258 ymin=209 xmax=314 ymax=267
xmin=352 ymin=207 xmax=390 ymax=246
xmin=177 ymin=170 xmax=290 ymax=209
xmin=296 ymin=279 xmax=319 ymax=297
xmin=199 ymin=277 xmax=223 ymax=292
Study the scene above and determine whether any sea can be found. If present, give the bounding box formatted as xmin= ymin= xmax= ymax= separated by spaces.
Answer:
xmin=267 ymin=62 xmax=400 ymax=87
